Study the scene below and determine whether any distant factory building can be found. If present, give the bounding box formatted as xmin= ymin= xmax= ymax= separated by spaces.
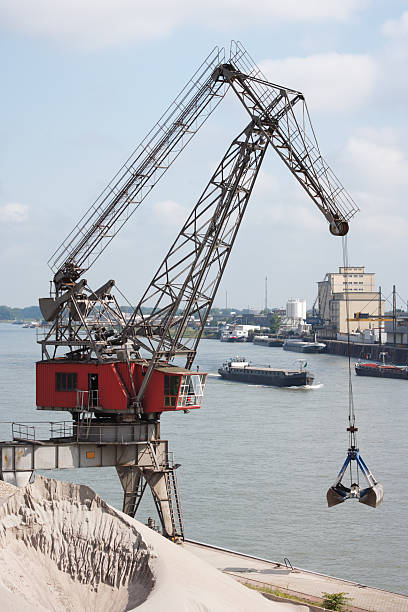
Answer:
xmin=318 ymin=266 xmax=384 ymax=335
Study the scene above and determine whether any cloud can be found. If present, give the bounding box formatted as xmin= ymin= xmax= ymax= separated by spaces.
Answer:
xmin=153 ymin=200 xmax=187 ymax=228
xmin=382 ymin=10 xmax=408 ymax=60
xmin=260 ymin=53 xmax=377 ymax=111
xmin=339 ymin=128 xmax=408 ymax=245
xmin=249 ymin=169 xmax=323 ymax=232
xmin=0 ymin=203 xmax=29 ymax=224
xmin=345 ymin=132 xmax=408 ymax=194
xmin=0 ymin=0 xmax=369 ymax=50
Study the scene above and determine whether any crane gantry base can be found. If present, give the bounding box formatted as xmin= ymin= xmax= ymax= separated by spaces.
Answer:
xmin=0 ymin=420 xmax=183 ymax=539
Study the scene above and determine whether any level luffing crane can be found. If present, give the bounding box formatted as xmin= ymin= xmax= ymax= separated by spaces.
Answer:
xmin=34 ymin=42 xmax=367 ymax=534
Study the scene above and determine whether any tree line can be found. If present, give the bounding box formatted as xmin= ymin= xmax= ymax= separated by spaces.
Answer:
xmin=0 ymin=305 xmax=41 ymax=320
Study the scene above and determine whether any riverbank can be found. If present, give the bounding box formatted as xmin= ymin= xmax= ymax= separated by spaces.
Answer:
xmin=320 ymin=339 xmax=408 ymax=363
xmin=184 ymin=540 xmax=408 ymax=612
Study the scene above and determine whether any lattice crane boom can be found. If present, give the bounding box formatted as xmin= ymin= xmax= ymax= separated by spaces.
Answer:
xmin=48 ymin=43 xmax=358 ymax=293
xmin=213 ymin=59 xmax=358 ymax=235
xmin=48 ymin=47 xmax=228 ymax=289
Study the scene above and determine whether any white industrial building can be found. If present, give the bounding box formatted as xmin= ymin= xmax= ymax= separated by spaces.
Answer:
xmin=286 ymin=298 xmax=306 ymax=321
xmin=281 ymin=298 xmax=309 ymax=333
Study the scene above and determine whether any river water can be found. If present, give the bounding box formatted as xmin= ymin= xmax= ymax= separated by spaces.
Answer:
xmin=0 ymin=323 xmax=407 ymax=595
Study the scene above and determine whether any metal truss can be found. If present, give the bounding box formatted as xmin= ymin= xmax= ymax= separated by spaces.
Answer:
xmin=40 ymin=42 xmax=361 ymax=406
xmin=48 ymin=46 xmax=228 ymax=287
xmin=47 ymin=42 xmax=358 ymax=291
xmin=39 ymin=282 xmax=127 ymax=360
xmin=123 ymin=121 xmax=269 ymax=402
xmin=217 ymin=43 xmax=359 ymax=232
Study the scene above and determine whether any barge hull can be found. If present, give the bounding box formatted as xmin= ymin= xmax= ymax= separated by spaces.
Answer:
xmin=218 ymin=371 xmax=312 ymax=387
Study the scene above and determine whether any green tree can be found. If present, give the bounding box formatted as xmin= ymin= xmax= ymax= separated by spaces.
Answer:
xmin=0 ymin=306 xmax=13 ymax=320
xmin=322 ymin=592 xmax=351 ymax=611
xmin=269 ymin=313 xmax=281 ymax=333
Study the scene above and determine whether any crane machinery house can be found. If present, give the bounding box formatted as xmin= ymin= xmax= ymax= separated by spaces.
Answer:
xmin=36 ymin=360 xmax=207 ymax=415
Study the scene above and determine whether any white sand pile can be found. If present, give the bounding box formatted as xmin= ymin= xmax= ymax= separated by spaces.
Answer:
xmin=0 ymin=476 xmax=307 ymax=611
xmin=0 ymin=479 xmax=17 ymax=504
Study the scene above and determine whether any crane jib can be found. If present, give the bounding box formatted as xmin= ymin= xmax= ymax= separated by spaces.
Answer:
xmin=49 ymin=44 xmax=358 ymax=288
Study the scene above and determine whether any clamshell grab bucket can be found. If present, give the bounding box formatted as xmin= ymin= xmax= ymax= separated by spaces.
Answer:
xmin=327 ymin=483 xmax=351 ymax=508
xmin=327 ymin=448 xmax=383 ymax=509
xmin=359 ymin=483 xmax=384 ymax=508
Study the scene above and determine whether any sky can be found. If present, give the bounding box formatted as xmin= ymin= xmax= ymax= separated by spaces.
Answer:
xmin=1 ymin=0 xmax=408 ymax=311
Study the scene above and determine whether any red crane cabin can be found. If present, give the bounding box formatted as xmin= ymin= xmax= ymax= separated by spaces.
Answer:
xmin=36 ymin=360 xmax=207 ymax=415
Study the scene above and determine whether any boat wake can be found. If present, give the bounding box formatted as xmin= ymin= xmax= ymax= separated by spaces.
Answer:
xmin=282 ymin=383 xmax=323 ymax=391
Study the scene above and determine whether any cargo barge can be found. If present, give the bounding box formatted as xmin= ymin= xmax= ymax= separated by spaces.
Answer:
xmin=283 ymin=339 xmax=326 ymax=353
xmin=253 ymin=335 xmax=284 ymax=347
xmin=218 ymin=357 xmax=314 ymax=387
xmin=355 ymin=361 xmax=408 ymax=380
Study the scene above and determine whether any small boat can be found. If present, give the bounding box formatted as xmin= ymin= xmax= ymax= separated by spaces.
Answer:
xmin=283 ymin=339 xmax=326 ymax=353
xmin=220 ymin=332 xmax=246 ymax=343
xmin=218 ymin=357 xmax=314 ymax=387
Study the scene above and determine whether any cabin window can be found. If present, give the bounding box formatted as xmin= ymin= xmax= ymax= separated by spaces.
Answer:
xmin=56 ymin=372 xmax=77 ymax=392
xmin=164 ymin=375 xmax=181 ymax=407
xmin=177 ymin=374 xmax=206 ymax=408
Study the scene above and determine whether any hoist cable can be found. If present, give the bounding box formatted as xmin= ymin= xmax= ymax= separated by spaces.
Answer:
xmin=341 ymin=236 xmax=357 ymax=451
xmin=327 ymin=237 xmax=383 ymax=507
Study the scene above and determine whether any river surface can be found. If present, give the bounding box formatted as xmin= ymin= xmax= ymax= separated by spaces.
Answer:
xmin=0 ymin=323 xmax=407 ymax=595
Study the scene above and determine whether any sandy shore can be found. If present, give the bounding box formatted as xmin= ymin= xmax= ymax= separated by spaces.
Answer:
xmin=0 ymin=476 xmax=307 ymax=611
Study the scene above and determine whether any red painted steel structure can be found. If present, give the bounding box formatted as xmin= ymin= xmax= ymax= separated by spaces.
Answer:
xmin=36 ymin=361 xmax=207 ymax=415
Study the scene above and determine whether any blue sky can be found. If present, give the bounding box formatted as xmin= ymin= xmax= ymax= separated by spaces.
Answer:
xmin=1 ymin=0 xmax=408 ymax=311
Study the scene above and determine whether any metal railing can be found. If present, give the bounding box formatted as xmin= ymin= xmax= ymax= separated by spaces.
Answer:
xmin=7 ymin=419 xmax=158 ymax=445
xmin=11 ymin=421 xmax=74 ymax=442
xmin=50 ymin=421 xmax=74 ymax=439
xmin=12 ymin=423 xmax=36 ymax=441
xmin=76 ymin=389 xmax=99 ymax=410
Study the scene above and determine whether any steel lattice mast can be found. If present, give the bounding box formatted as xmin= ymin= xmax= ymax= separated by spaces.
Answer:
xmin=125 ymin=121 xmax=269 ymax=405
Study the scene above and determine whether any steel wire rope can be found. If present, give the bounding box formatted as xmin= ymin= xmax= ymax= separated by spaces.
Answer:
xmin=341 ymin=235 xmax=359 ymax=487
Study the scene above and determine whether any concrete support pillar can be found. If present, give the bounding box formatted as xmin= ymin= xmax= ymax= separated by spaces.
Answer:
xmin=143 ymin=468 xmax=174 ymax=539
xmin=116 ymin=465 xmax=175 ymax=538
xmin=116 ymin=466 xmax=143 ymax=517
